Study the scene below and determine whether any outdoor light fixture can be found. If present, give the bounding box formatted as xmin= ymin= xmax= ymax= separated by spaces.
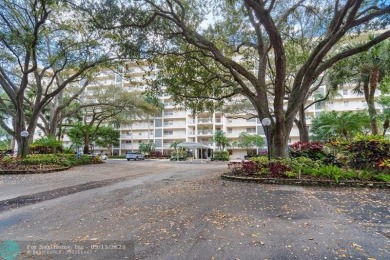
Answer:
xmin=20 ymin=131 xmax=29 ymax=158
xmin=261 ymin=118 xmax=271 ymax=162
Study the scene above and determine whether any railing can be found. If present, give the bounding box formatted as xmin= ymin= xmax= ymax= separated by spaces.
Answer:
xmin=197 ymin=130 xmax=213 ymax=135
xmin=198 ymin=118 xmax=213 ymax=124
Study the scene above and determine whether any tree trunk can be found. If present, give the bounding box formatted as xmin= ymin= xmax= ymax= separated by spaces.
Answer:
xmin=83 ymin=135 xmax=90 ymax=154
xmin=271 ymin=121 xmax=289 ymax=158
xmin=296 ymin=105 xmax=309 ymax=142
xmin=383 ymin=118 xmax=389 ymax=136
xmin=367 ymin=68 xmax=379 ymax=135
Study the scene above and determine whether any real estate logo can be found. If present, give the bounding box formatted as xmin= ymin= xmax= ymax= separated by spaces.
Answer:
xmin=0 ymin=240 xmax=20 ymax=260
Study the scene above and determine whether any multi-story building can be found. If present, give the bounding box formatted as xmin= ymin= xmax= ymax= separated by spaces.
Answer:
xmin=84 ymin=62 xmax=382 ymax=159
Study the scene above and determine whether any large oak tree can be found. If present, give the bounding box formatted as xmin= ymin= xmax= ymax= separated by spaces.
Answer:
xmin=82 ymin=0 xmax=390 ymax=157
xmin=0 ymin=0 xmax=116 ymax=156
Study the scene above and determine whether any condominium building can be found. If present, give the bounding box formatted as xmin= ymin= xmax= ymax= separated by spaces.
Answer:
xmin=84 ymin=62 xmax=382 ymax=159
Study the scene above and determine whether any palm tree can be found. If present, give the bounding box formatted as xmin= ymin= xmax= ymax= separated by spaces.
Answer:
xmin=329 ymin=40 xmax=390 ymax=135
xmin=212 ymin=130 xmax=229 ymax=151
xmin=310 ymin=111 xmax=370 ymax=142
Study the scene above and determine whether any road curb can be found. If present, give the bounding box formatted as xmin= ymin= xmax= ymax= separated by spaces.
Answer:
xmin=221 ymin=174 xmax=390 ymax=189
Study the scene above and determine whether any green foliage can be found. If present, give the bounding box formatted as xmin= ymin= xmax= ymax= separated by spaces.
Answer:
xmin=289 ymin=141 xmax=325 ymax=161
xmin=347 ymin=135 xmax=390 ymax=170
xmin=170 ymin=150 xmax=187 ymax=161
xmin=95 ymin=126 xmax=120 ymax=151
xmin=306 ymin=165 xmax=354 ymax=183
xmin=289 ymin=157 xmax=322 ymax=178
xmin=0 ymin=156 xmax=17 ymax=167
xmin=268 ymin=159 xmax=292 ymax=178
xmin=0 ymin=153 xmax=103 ymax=169
xmin=30 ymin=136 xmax=63 ymax=154
xmin=373 ymin=174 xmax=390 ymax=183
xmin=21 ymin=154 xmax=63 ymax=166
xmin=139 ymin=142 xmax=155 ymax=155
xmin=213 ymin=130 xmax=230 ymax=151
xmin=310 ymin=111 xmax=370 ymax=142
xmin=67 ymin=122 xmax=92 ymax=147
xmin=213 ymin=151 xmax=229 ymax=161
xmin=237 ymin=132 xmax=265 ymax=152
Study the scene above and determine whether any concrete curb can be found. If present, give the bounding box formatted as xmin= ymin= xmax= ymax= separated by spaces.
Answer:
xmin=221 ymin=174 xmax=390 ymax=189
xmin=0 ymin=166 xmax=71 ymax=175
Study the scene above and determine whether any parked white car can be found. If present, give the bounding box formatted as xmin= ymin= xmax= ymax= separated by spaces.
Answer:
xmin=126 ymin=152 xmax=145 ymax=161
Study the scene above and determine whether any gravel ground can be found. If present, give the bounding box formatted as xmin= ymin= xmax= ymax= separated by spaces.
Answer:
xmin=0 ymin=160 xmax=389 ymax=259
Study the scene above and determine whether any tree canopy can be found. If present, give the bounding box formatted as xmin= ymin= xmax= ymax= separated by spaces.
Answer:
xmin=0 ymin=0 xmax=116 ymax=156
xmin=83 ymin=0 xmax=390 ymax=157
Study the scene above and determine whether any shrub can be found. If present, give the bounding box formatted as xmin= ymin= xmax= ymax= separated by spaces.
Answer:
xmin=347 ymin=135 xmax=390 ymax=170
xmin=289 ymin=157 xmax=322 ymax=178
xmin=213 ymin=151 xmax=229 ymax=161
xmin=0 ymin=156 xmax=19 ymax=168
xmin=373 ymin=174 xmax=390 ymax=183
xmin=269 ymin=159 xmax=291 ymax=178
xmin=170 ymin=151 xmax=188 ymax=161
xmin=378 ymin=159 xmax=390 ymax=174
xmin=147 ymin=151 xmax=164 ymax=159
xmin=21 ymin=154 xmax=60 ymax=165
xmin=89 ymin=156 xmax=104 ymax=164
xmin=30 ymin=136 xmax=63 ymax=154
xmin=306 ymin=165 xmax=357 ymax=183
xmin=228 ymin=160 xmax=259 ymax=176
xmin=289 ymin=141 xmax=325 ymax=160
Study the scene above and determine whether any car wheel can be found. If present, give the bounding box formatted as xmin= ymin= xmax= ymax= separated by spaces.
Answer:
xmin=135 ymin=157 xmax=138 ymax=161
xmin=127 ymin=159 xmax=130 ymax=161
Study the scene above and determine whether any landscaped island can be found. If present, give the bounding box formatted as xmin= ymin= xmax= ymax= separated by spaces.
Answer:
xmin=225 ymin=135 xmax=390 ymax=186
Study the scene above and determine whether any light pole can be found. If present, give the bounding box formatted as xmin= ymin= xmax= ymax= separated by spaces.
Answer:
xmin=20 ymin=131 xmax=29 ymax=158
xmin=261 ymin=118 xmax=271 ymax=162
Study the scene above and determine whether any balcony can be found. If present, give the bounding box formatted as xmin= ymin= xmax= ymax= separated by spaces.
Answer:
xmin=197 ymin=130 xmax=213 ymax=136
xmin=198 ymin=118 xmax=213 ymax=124
xmin=215 ymin=118 xmax=222 ymax=124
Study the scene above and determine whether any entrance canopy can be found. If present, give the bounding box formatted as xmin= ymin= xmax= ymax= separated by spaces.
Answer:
xmin=177 ymin=142 xmax=211 ymax=149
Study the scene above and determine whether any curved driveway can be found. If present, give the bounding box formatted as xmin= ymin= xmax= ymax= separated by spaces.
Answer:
xmin=0 ymin=159 xmax=389 ymax=259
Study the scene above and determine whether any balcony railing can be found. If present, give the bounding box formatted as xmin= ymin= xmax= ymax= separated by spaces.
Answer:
xmin=197 ymin=130 xmax=213 ymax=135
xmin=198 ymin=118 xmax=213 ymax=124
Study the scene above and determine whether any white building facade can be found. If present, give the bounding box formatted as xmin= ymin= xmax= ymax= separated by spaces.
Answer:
xmin=85 ymin=62 xmax=381 ymax=159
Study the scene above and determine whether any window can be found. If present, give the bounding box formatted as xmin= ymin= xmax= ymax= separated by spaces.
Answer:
xmin=246 ymin=118 xmax=256 ymax=123
xmin=126 ymin=132 xmax=132 ymax=136
xmin=228 ymin=119 xmax=233 ymax=123
xmin=115 ymin=74 xmax=122 ymax=83
xmin=138 ymin=132 xmax=142 ymax=136
xmin=164 ymin=111 xmax=174 ymax=116
xmin=164 ymin=120 xmax=173 ymax=125
xmin=227 ymin=128 xmax=232 ymax=133
xmin=164 ymin=130 xmax=173 ymax=135
xmin=125 ymin=140 xmax=132 ymax=144
xmin=343 ymin=89 xmax=348 ymax=95
xmin=246 ymin=128 xmax=256 ymax=134
xmin=344 ymin=101 xmax=349 ymax=107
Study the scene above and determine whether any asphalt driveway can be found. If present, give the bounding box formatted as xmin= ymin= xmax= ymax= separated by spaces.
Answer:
xmin=0 ymin=160 xmax=389 ymax=259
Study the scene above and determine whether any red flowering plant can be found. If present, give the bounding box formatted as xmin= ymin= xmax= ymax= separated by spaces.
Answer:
xmin=289 ymin=141 xmax=325 ymax=161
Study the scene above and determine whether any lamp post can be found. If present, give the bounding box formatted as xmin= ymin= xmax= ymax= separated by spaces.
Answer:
xmin=261 ymin=118 xmax=271 ymax=162
xmin=20 ymin=131 xmax=29 ymax=158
